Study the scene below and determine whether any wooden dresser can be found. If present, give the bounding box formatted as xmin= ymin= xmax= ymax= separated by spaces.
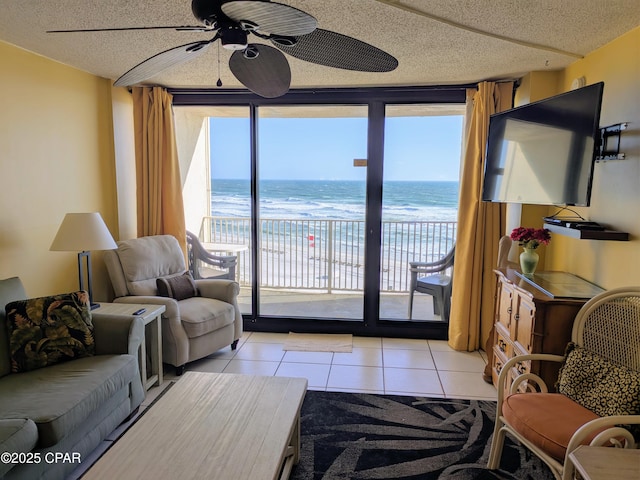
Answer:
xmin=490 ymin=268 xmax=603 ymax=391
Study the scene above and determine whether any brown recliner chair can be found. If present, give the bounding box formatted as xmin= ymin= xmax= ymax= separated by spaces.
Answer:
xmin=104 ymin=235 xmax=242 ymax=375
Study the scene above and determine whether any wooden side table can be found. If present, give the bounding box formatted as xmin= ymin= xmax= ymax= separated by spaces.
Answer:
xmin=568 ymin=445 xmax=640 ymax=480
xmin=92 ymin=303 xmax=165 ymax=391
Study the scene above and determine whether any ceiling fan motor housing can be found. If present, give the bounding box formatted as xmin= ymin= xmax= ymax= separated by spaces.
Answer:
xmin=221 ymin=26 xmax=248 ymax=50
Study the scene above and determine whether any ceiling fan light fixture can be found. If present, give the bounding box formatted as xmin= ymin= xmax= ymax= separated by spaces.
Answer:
xmin=221 ymin=27 xmax=248 ymax=50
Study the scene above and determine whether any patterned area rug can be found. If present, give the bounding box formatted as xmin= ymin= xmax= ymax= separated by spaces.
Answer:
xmin=291 ymin=391 xmax=554 ymax=480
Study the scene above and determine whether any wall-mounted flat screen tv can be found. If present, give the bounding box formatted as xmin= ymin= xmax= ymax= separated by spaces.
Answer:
xmin=482 ymin=82 xmax=604 ymax=206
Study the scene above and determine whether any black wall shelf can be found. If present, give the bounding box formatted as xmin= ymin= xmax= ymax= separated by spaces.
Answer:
xmin=544 ymin=223 xmax=629 ymax=241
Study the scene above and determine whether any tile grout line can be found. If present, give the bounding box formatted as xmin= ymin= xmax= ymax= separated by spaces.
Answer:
xmin=428 ymin=343 xmax=448 ymax=398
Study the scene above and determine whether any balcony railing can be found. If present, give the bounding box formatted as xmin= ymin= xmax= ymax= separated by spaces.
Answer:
xmin=200 ymin=217 xmax=456 ymax=293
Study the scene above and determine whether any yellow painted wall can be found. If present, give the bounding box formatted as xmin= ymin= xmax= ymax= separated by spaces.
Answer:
xmin=522 ymin=27 xmax=640 ymax=288
xmin=0 ymin=41 xmax=118 ymax=299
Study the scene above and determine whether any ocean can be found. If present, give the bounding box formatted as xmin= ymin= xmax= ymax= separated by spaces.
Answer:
xmin=208 ymin=179 xmax=458 ymax=291
xmin=211 ymin=179 xmax=458 ymax=221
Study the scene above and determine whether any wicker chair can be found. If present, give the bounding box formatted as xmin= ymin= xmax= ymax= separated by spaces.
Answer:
xmin=487 ymin=286 xmax=640 ymax=480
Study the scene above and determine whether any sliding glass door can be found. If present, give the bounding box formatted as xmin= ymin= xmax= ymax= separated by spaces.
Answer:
xmin=257 ymin=105 xmax=368 ymax=320
xmin=380 ymin=105 xmax=463 ymax=322
xmin=206 ymin=107 xmax=253 ymax=316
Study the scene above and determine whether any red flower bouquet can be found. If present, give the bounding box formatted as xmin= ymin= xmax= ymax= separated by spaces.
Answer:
xmin=510 ymin=227 xmax=551 ymax=250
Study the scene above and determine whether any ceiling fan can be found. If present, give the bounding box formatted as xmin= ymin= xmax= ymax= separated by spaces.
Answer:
xmin=48 ymin=0 xmax=399 ymax=98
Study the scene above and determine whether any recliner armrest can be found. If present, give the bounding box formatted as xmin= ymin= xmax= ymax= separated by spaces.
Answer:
xmin=196 ymin=279 xmax=240 ymax=304
xmin=93 ymin=315 xmax=144 ymax=356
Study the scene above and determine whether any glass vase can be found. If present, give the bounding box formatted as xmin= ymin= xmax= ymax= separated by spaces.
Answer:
xmin=519 ymin=247 xmax=539 ymax=277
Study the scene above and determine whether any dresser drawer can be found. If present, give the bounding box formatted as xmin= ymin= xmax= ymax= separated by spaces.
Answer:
xmin=494 ymin=323 xmax=512 ymax=358
xmin=492 ymin=346 xmax=508 ymax=388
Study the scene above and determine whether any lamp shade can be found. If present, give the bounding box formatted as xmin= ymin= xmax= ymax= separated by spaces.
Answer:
xmin=50 ymin=213 xmax=117 ymax=252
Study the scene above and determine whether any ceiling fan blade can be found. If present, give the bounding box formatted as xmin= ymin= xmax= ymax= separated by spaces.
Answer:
xmin=47 ymin=25 xmax=212 ymax=33
xmin=229 ymin=44 xmax=291 ymax=98
xmin=272 ymin=28 xmax=398 ymax=72
xmin=114 ymin=40 xmax=214 ymax=87
xmin=222 ymin=1 xmax=317 ymax=36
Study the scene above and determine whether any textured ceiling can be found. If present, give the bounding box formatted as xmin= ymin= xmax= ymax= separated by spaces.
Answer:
xmin=1 ymin=0 xmax=639 ymax=91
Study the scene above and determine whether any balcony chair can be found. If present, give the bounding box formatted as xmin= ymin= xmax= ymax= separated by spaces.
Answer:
xmin=186 ymin=230 xmax=237 ymax=280
xmin=407 ymin=246 xmax=455 ymax=321
xmin=487 ymin=286 xmax=640 ymax=480
xmin=104 ymin=235 xmax=242 ymax=376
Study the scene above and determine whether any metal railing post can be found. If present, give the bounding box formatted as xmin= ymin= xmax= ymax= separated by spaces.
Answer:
xmin=327 ymin=220 xmax=333 ymax=293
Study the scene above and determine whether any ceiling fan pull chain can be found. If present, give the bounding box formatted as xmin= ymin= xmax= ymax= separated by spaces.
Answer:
xmin=216 ymin=42 xmax=223 ymax=88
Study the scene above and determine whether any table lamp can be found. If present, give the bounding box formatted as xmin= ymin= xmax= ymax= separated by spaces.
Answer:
xmin=50 ymin=212 xmax=118 ymax=310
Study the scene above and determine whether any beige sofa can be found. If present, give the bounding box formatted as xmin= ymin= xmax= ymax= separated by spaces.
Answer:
xmin=104 ymin=235 xmax=242 ymax=375
xmin=0 ymin=277 xmax=144 ymax=480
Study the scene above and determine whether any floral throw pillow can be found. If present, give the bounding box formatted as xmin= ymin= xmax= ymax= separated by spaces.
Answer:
xmin=5 ymin=291 xmax=95 ymax=373
xmin=557 ymin=342 xmax=640 ymax=417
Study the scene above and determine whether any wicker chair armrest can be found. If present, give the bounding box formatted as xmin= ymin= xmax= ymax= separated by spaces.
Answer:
xmin=509 ymin=372 xmax=549 ymax=394
xmin=566 ymin=415 xmax=640 ymax=460
xmin=496 ymin=353 xmax=565 ymax=402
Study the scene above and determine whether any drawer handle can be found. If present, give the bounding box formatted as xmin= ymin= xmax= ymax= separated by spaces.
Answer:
xmin=514 ymin=313 xmax=520 ymax=321
xmin=507 ymin=307 xmax=512 ymax=314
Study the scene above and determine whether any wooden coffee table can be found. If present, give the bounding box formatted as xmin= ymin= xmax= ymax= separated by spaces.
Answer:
xmin=84 ymin=372 xmax=308 ymax=480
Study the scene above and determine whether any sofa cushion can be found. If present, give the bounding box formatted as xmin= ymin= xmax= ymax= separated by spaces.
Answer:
xmin=157 ymin=272 xmax=198 ymax=301
xmin=502 ymin=392 xmax=604 ymax=461
xmin=557 ymin=343 xmax=640 ymax=417
xmin=0 ymin=419 xmax=38 ymax=476
xmin=0 ymin=277 xmax=28 ymax=378
xmin=5 ymin=291 xmax=94 ymax=373
xmin=179 ymin=297 xmax=235 ymax=338
xmin=0 ymin=354 xmax=138 ymax=447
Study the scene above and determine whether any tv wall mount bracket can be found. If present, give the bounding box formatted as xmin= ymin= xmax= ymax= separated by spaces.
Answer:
xmin=596 ymin=122 xmax=627 ymax=161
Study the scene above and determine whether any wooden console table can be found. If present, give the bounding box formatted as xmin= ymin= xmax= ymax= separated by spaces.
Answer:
xmin=487 ymin=269 xmax=603 ymax=390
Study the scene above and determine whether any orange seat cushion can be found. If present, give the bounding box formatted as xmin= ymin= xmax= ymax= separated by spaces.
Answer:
xmin=502 ymin=393 xmax=602 ymax=461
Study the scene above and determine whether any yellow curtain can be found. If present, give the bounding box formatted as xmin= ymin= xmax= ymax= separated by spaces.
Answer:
xmin=132 ymin=86 xmax=187 ymax=257
xmin=448 ymin=81 xmax=513 ymax=351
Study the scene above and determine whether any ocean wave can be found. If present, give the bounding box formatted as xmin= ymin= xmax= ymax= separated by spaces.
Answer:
xmin=211 ymin=180 xmax=458 ymax=221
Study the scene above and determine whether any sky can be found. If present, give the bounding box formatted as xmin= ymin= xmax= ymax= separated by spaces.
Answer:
xmin=209 ymin=114 xmax=464 ymax=182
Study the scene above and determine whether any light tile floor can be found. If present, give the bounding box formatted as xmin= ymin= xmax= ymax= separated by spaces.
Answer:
xmin=156 ymin=332 xmax=497 ymax=401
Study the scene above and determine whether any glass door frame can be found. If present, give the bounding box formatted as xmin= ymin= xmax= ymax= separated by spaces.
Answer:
xmin=172 ymin=86 xmax=467 ymax=339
